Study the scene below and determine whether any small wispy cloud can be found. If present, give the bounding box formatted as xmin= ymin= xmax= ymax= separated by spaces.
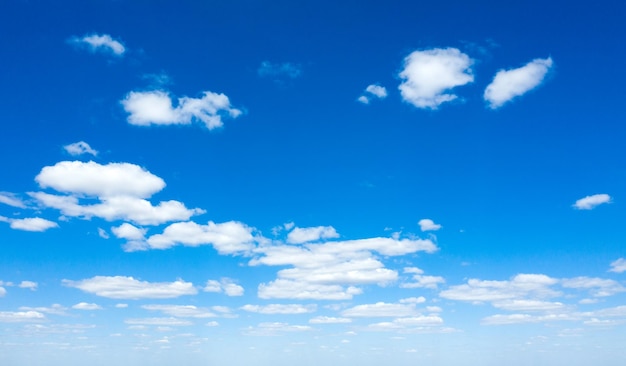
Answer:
xmin=358 ymin=84 xmax=387 ymax=104
xmin=609 ymin=258 xmax=626 ymax=273
xmin=484 ymin=57 xmax=553 ymax=109
xmin=64 ymin=141 xmax=98 ymax=156
xmin=573 ymin=194 xmax=611 ymax=210
xmin=258 ymin=61 xmax=302 ymax=80
xmin=69 ymin=34 xmax=126 ymax=56
xmin=0 ymin=192 xmax=26 ymax=208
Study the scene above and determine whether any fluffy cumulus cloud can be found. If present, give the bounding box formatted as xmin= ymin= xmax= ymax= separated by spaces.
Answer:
xmin=401 ymin=267 xmax=445 ymax=289
xmin=287 ymin=225 xmax=340 ymax=244
xmin=440 ymin=274 xmax=560 ymax=303
xmin=63 ymin=276 xmax=198 ymax=299
xmin=18 ymin=281 xmax=38 ymax=290
xmin=398 ymin=48 xmax=473 ymax=109
xmin=418 ymin=218 xmax=441 ymax=232
xmin=610 ymin=258 xmax=626 ymax=273
xmin=31 ymin=161 xmax=203 ymax=226
xmin=144 ymin=221 xmax=255 ymax=254
xmin=484 ymin=57 xmax=553 ymax=109
xmin=572 ymin=194 xmax=611 ymax=210
xmin=121 ymin=90 xmax=241 ymax=129
xmin=63 ymin=141 xmax=98 ymax=156
xmin=70 ymin=34 xmax=125 ymax=56
xmin=252 ymin=231 xmax=438 ymax=300
xmin=0 ymin=216 xmax=58 ymax=232
xmin=358 ymin=84 xmax=388 ymax=104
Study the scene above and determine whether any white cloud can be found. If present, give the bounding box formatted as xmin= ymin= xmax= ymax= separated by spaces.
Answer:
xmin=0 ymin=287 xmax=5 ymax=297
xmin=72 ymin=302 xmax=103 ymax=310
xmin=63 ymin=141 xmax=98 ymax=156
xmin=399 ymin=297 xmax=426 ymax=304
xmin=253 ymin=235 xmax=437 ymax=300
xmin=573 ymin=194 xmax=611 ymax=210
xmin=121 ymin=90 xmax=242 ymax=129
xmin=0 ymin=217 xmax=58 ymax=232
xmin=36 ymin=161 xmax=165 ymax=198
xmin=484 ymin=57 xmax=553 ymax=109
xmin=244 ymin=322 xmax=312 ymax=336
xmin=398 ymin=48 xmax=473 ymax=109
xmin=308 ymin=316 xmax=352 ymax=324
xmin=0 ymin=311 xmax=45 ymax=322
xmin=491 ymin=299 xmax=565 ymax=312
xmin=241 ymin=304 xmax=316 ymax=314
xmin=71 ymin=34 xmax=125 ymax=56
xmin=0 ymin=192 xmax=26 ymax=208
xmin=112 ymin=223 xmax=146 ymax=241
xmin=561 ymin=276 xmax=625 ymax=297
xmin=342 ymin=302 xmax=419 ymax=318
xmin=440 ymin=274 xmax=560 ymax=303
xmin=124 ymin=317 xmax=193 ymax=326
xmin=418 ymin=218 xmax=441 ymax=232
xmin=146 ymin=221 xmax=255 ymax=253
xmin=287 ymin=225 xmax=339 ymax=244
xmin=609 ymin=258 xmax=626 ymax=273
xmin=19 ymin=304 xmax=67 ymax=316
xmin=31 ymin=161 xmax=203 ymax=226
xmin=258 ymin=61 xmax=302 ymax=79
xmin=115 ymin=303 xmax=128 ymax=308
xmin=98 ymin=228 xmax=110 ymax=239
xmin=142 ymin=305 xmax=216 ymax=318
xmin=358 ymin=84 xmax=388 ymax=104
xmin=63 ymin=276 xmax=198 ymax=299
xmin=206 ymin=321 xmax=219 ymax=327
xmin=481 ymin=313 xmax=576 ymax=325
xmin=258 ymin=279 xmax=362 ymax=300
xmin=202 ymin=278 xmax=244 ymax=296
xmin=18 ymin=281 xmax=38 ymax=291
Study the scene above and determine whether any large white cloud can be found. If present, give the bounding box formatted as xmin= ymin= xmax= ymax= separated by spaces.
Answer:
xmin=121 ymin=90 xmax=241 ymax=129
xmin=70 ymin=34 xmax=125 ymax=56
xmin=398 ymin=48 xmax=473 ymax=109
xmin=484 ymin=57 xmax=553 ymax=109
xmin=31 ymin=161 xmax=203 ymax=226
xmin=63 ymin=276 xmax=198 ymax=299
xmin=572 ymin=194 xmax=611 ymax=210
xmin=36 ymin=161 xmax=165 ymax=198
xmin=252 ymin=233 xmax=437 ymax=300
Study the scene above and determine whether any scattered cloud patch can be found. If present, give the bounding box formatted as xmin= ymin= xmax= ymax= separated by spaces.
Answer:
xmin=358 ymin=84 xmax=387 ymax=104
xmin=484 ymin=57 xmax=553 ymax=109
xmin=342 ymin=302 xmax=419 ymax=318
xmin=0 ymin=192 xmax=26 ymax=208
xmin=72 ymin=302 xmax=103 ymax=310
xmin=418 ymin=218 xmax=441 ymax=232
xmin=142 ymin=305 xmax=216 ymax=318
xmin=309 ymin=316 xmax=352 ymax=324
xmin=203 ymin=278 xmax=245 ymax=296
xmin=121 ymin=90 xmax=241 ymax=130
xmin=63 ymin=276 xmax=198 ymax=299
xmin=241 ymin=304 xmax=316 ymax=314
xmin=0 ymin=287 xmax=5 ymax=297
xmin=573 ymin=194 xmax=611 ymax=210
xmin=401 ymin=267 xmax=445 ymax=289
xmin=18 ymin=281 xmax=38 ymax=291
xmin=609 ymin=258 xmax=626 ymax=273
xmin=287 ymin=225 xmax=339 ymax=244
xmin=63 ymin=141 xmax=98 ymax=156
xmin=398 ymin=48 xmax=473 ymax=109
xmin=0 ymin=311 xmax=45 ymax=322
xmin=70 ymin=34 xmax=125 ymax=56
xmin=125 ymin=317 xmax=193 ymax=326
xmin=0 ymin=216 xmax=58 ymax=232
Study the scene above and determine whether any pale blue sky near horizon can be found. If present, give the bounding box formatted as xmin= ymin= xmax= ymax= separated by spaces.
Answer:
xmin=1 ymin=1 xmax=626 ymax=365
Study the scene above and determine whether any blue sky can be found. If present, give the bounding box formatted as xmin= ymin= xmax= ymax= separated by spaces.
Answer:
xmin=1 ymin=0 xmax=626 ymax=365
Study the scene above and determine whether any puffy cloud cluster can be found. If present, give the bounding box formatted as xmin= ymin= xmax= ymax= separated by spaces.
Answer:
xmin=358 ymin=84 xmax=388 ymax=104
xmin=251 ymin=225 xmax=438 ymax=300
xmin=121 ymin=90 xmax=241 ymax=129
xmin=30 ymin=161 xmax=203 ymax=226
xmin=203 ymin=278 xmax=245 ymax=296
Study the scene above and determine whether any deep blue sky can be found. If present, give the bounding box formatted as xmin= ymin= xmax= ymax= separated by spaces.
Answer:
xmin=1 ymin=1 xmax=626 ymax=365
